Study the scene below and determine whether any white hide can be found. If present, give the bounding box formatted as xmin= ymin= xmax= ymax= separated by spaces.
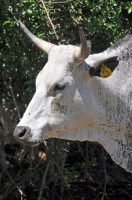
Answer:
xmin=17 ymin=36 xmax=132 ymax=172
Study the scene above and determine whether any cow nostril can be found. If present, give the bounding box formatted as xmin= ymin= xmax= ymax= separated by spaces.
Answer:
xmin=18 ymin=128 xmax=27 ymax=138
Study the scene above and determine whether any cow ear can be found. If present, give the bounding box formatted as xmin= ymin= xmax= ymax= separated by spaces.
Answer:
xmin=89 ymin=56 xmax=119 ymax=78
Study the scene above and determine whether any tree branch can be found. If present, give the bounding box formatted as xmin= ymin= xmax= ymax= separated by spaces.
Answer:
xmin=9 ymin=79 xmax=21 ymax=120
xmin=38 ymin=160 xmax=51 ymax=200
xmin=40 ymin=0 xmax=59 ymax=40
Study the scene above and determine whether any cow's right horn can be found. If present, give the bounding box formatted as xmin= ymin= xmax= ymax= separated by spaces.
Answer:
xmin=19 ymin=21 xmax=55 ymax=54
xmin=74 ymin=27 xmax=91 ymax=63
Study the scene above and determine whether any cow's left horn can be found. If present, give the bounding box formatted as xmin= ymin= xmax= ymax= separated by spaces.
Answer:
xmin=19 ymin=21 xmax=55 ymax=54
xmin=74 ymin=27 xmax=91 ymax=63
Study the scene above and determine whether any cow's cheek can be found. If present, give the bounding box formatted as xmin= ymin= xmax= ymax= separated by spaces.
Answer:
xmin=51 ymin=97 xmax=67 ymax=117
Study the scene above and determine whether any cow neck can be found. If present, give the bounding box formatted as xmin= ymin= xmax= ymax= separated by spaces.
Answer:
xmin=89 ymin=76 xmax=127 ymax=132
xmin=59 ymin=75 xmax=132 ymax=173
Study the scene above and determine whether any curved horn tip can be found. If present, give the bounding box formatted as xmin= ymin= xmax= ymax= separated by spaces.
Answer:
xmin=78 ymin=27 xmax=85 ymax=36
xmin=19 ymin=21 xmax=25 ymax=29
xmin=18 ymin=21 xmax=55 ymax=54
xmin=87 ymin=40 xmax=92 ymax=48
xmin=73 ymin=27 xmax=91 ymax=63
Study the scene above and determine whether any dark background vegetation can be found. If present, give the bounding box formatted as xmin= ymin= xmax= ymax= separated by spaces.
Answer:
xmin=0 ymin=0 xmax=132 ymax=199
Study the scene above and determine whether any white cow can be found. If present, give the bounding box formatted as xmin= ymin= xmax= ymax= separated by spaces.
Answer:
xmin=14 ymin=21 xmax=132 ymax=172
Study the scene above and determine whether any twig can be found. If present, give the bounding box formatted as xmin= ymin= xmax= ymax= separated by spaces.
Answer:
xmin=18 ymin=188 xmax=26 ymax=200
xmin=71 ymin=16 xmax=79 ymax=25
xmin=1 ymin=165 xmax=26 ymax=199
xmin=85 ymin=142 xmax=88 ymax=177
xmin=101 ymin=147 xmax=106 ymax=200
xmin=77 ymin=142 xmax=86 ymax=160
xmin=54 ymin=160 xmax=70 ymax=189
xmin=46 ymin=187 xmax=62 ymax=199
xmin=2 ymin=185 xmax=16 ymax=199
xmin=54 ymin=161 xmax=74 ymax=200
xmin=9 ymin=79 xmax=21 ymax=120
xmin=42 ymin=0 xmax=73 ymax=4
xmin=40 ymin=0 xmax=59 ymax=40
xmin=38 ymin=160 xmax=51 ymax=200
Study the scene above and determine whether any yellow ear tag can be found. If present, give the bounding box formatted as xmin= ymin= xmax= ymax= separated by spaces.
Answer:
xmin=100 ymin=64 xmax=112 ymax=78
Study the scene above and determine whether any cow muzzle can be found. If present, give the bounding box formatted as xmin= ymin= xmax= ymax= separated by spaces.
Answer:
xmin=13 ymin=126 xmax=39 ymax=146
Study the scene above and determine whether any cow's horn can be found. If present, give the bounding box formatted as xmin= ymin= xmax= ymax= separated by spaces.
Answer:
xmin=19 ymin=21 xmax=55 ymax=54
xmin=74 ymin=27 xmax=91 ymax=63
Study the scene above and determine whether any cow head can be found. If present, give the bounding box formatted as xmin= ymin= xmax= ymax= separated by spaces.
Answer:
xmin=13 ymin=22 xmax=118 ymax=146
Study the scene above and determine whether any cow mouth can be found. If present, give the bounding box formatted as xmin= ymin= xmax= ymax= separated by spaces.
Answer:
xmin=14 ymin=136 xmax=40 ymax=147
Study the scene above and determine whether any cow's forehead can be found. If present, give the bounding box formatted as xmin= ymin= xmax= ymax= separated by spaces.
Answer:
xmin=48 ymin=45 xmax=78 ymax=64
xmin=44 ymin=67 xmax=71 ymax=89
xmin=36 ymin=45 xmax=79 ymax=87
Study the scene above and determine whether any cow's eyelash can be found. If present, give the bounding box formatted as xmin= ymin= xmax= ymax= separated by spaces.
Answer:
xmin=53 ymin=84 xmax=66 ymax=91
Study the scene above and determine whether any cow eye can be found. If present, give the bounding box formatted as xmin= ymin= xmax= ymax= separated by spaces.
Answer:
xmin=53 ymin=84 xmax=66 ymax=91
